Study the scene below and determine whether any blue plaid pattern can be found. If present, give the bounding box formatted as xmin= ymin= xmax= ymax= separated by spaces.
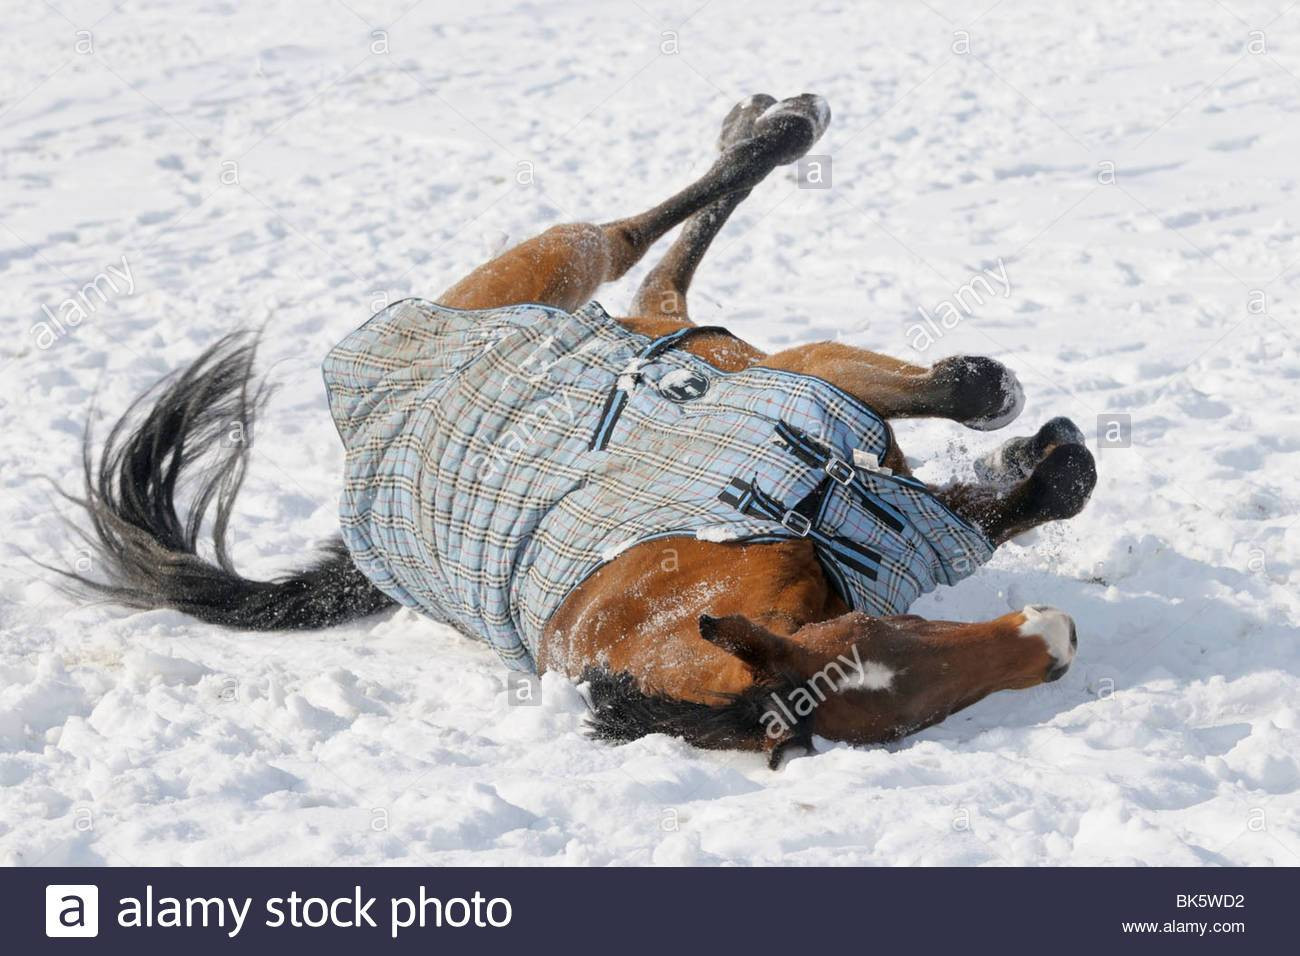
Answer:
xmin=323 ymin=298 xmax=994 ymax=672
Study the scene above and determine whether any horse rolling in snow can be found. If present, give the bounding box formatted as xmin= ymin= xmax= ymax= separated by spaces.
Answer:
xmin=67 ymin=94 xmax=1096 ymax=767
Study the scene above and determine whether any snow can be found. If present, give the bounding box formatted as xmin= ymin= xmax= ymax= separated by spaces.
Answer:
xmin=3 ymin=0 xmax=1300 ymax=865
xmin=695 ymin=525 xmax=742 ymax=542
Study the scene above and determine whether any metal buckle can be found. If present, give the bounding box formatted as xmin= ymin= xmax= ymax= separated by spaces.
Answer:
xmin=781 ymin=510 xmax=812 ymax=537
xmin=825 ymin=456 xmax=854 ymax=486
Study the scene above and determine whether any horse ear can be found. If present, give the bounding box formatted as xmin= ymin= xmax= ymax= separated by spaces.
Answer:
xmin=698 ymin=614 xmax=797 ymax=677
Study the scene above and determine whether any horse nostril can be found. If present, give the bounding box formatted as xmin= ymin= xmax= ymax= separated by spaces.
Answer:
xmin=1069 ymin=621 xmax=1078 ymax=650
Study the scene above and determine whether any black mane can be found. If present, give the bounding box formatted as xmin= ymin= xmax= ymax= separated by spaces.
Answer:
xmin=581 ymin=667 xmax=813 ymax=769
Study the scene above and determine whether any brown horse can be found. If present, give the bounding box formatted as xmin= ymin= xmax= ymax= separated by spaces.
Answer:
xmin=67 ymin=94 xmax=1096 ymax=768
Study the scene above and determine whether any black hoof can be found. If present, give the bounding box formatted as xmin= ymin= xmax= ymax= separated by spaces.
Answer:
xmin=732 ymin=93 xmax=831 ymax=168
xmin=1025 ymin=443 xmax=1097 ymax=521
xmin=931 ymin=355 xmax=1025 ymax=431
xmin=974 ymin=416 xmax=1086 ymax=483
xmin=718 ymin=94 xmax=777 ymax=151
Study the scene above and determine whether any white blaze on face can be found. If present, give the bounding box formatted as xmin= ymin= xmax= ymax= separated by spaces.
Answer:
xmin=1019 ymin=604 xmax=1075 ymax=667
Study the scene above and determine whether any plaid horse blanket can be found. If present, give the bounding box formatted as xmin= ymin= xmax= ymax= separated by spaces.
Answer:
xmin=323 ymin=299 xmax=994 ymax=671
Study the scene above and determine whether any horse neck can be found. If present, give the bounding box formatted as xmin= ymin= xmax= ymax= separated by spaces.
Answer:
xmin=538 ymin=538 xmax=842 ymax=702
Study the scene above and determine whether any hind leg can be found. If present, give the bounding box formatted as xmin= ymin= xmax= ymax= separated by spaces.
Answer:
xmin=436 ymin=221 xmax=627 ymax=313
xmin=437 ymin=94 xmax=830 ymax=314
xmin=629 ymin=94 xmax=777 ymax=323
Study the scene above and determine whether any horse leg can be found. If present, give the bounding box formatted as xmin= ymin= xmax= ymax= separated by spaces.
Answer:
xmin=436 ymin=94 xmax=829 ymax=314
xmin=756 ymin=344 xmax=1093 ymax=539
xmin=936 ymin=441 xmax=1096 ymax=545
xmin=971 ymin=415 xmax=1086 ymax=483
xmin=759 ymin=342 xmax=1025 ymax=430
xmin=628 ymin=94 xmax=777 ymax=323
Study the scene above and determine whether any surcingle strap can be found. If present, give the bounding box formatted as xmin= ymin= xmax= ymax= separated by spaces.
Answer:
xmin=719 ymin=476 xmax=882 ymax=580
xmin=774 ymin=419 xmax=911 ymax=535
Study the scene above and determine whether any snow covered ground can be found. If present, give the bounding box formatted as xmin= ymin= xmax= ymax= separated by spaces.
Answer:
xmin=3 ymin=0 xmax=1300 ymax=866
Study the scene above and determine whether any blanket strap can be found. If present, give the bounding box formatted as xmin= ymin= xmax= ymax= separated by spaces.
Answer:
xmin=773 ymin=419 xmax=910 ymax=535
xmin=718 ymin=475 xmax=882 ymax=580
xmin=588 ymin=325 xmax=729 ymax=451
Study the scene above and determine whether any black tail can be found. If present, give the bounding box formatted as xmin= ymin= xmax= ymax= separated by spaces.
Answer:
xmin=55 ymin=331 xmax=395 ymax=630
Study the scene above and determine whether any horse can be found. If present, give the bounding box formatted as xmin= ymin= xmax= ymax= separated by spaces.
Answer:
xmin=65 ymin=94 xmax=1096 ymax=768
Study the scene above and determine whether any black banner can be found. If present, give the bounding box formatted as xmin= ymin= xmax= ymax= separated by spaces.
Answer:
xmin=6 ymin=866 xmax=1286 ymax=952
